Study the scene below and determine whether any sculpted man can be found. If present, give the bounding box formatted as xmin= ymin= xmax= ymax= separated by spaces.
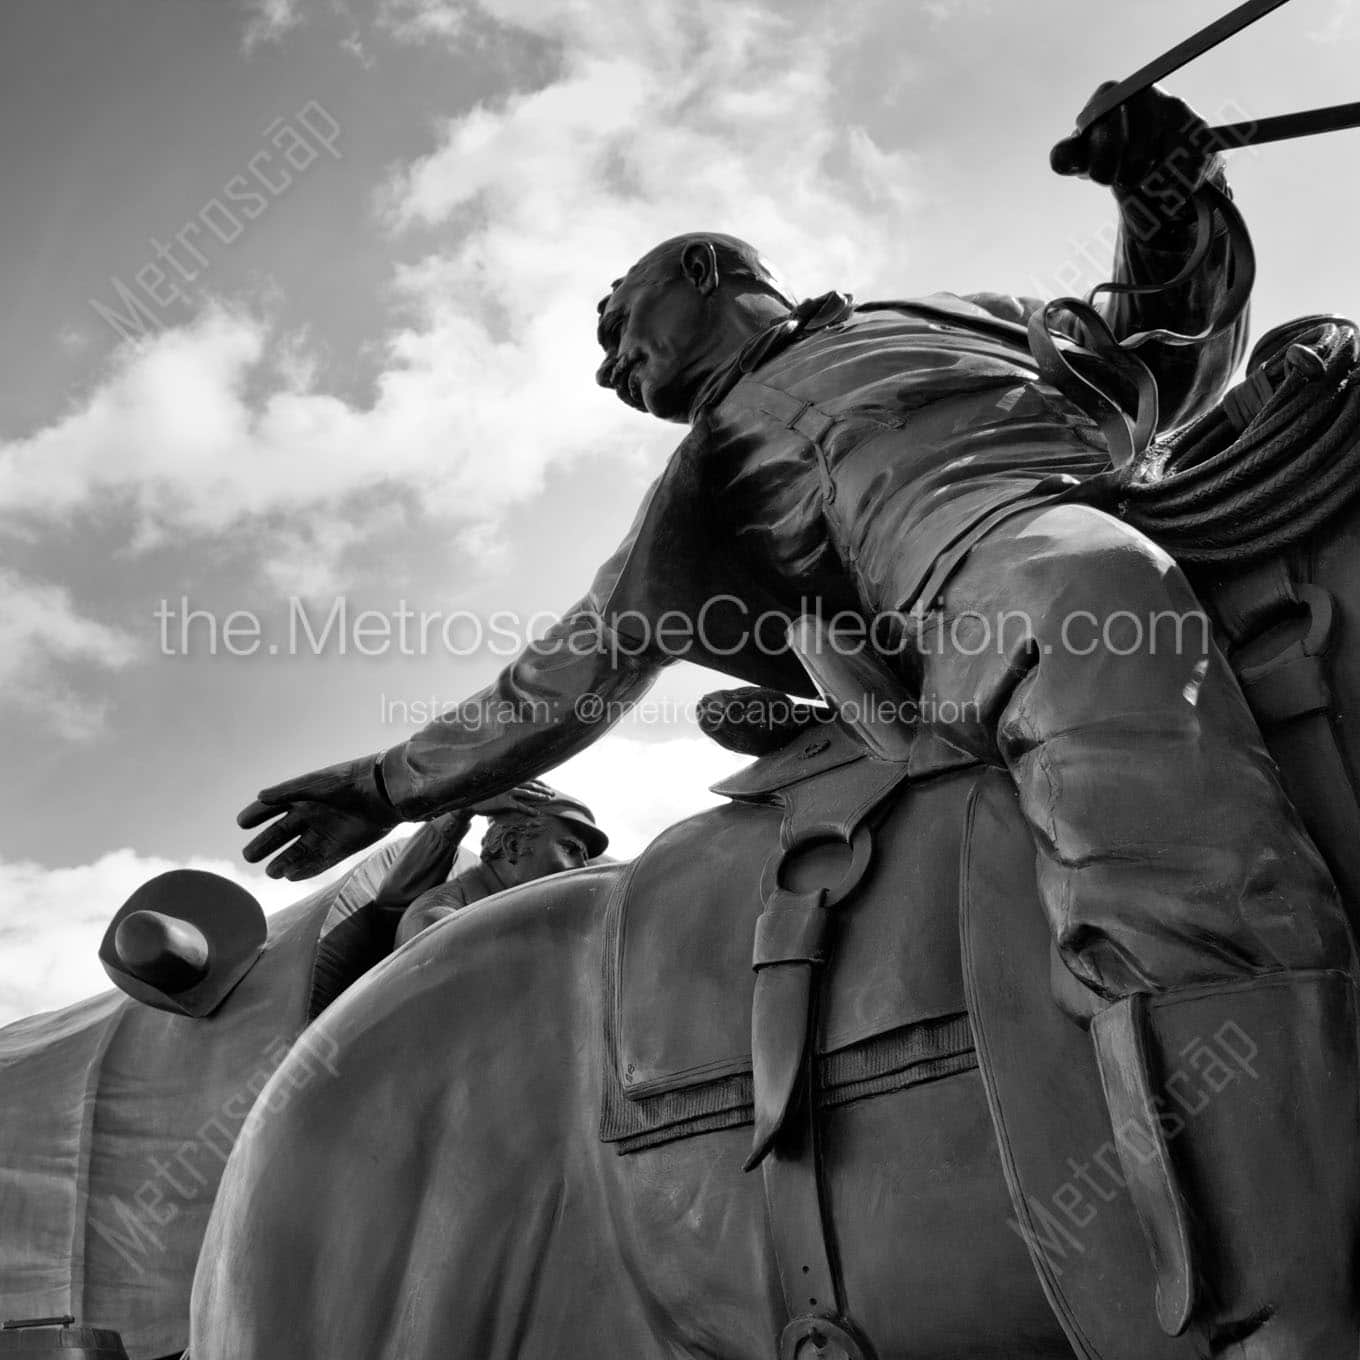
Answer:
xmin=238 ymin=85 xmax=1359 ymax=1355
xmin=370 ymin=781 xmax=607 ymax=946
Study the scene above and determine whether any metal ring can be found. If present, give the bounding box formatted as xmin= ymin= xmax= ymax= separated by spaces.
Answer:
xmin=779 ymin=1314 xmax=870 ymax=1360
xmin=759 ymin=824 xmax=874 ymax=911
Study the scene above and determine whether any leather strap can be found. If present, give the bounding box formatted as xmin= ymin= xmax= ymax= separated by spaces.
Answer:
xmin=1090 ymin=994 xmax=1197 ymax=1337
xmin=1027 ymin=180 xmax=1255 ymax=470
xmin=763 ymin=1006 xmax=871 ymax=1360
xmin=753 ymin=889 xmax=832 ymax=967
xmin=745 ymin=759 xmax=905 ymax=1360
xmin=1207 ymin=569 xmax=1360 ymax=927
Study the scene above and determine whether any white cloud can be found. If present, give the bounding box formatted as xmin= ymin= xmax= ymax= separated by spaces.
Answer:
xmin=0 ymin=570 xmax=139 ymax=739
xmin=550 ymin=731 xmax=748 ymax=858
xmin=0 ymin=0 xmax=915 ymax=592
xmin=242 ymin=0 xmax=306 ymax=51
xmin=1309 ymin=0 xmax=1360 ymax=42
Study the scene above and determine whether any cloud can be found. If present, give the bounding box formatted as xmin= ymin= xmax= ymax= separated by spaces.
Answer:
xmin=0 ymin=0 xmax=915 ymax=593
xmin=0 ymin=570 xmax=139 ymax=739
xmin=920 ymin=0 xmax=994 ymax=24
xmin=242 ymin=0 xmax=306 ymax=51
xmin=549 ymin=731 xmax=747 ymax=858
xmin=381 ymin=1 xmax=915 ymax=294
xmin=0 ymin=300 xmax=637 ymax=592
xmin=1309 ymin=0 xmax=1360 ymax=42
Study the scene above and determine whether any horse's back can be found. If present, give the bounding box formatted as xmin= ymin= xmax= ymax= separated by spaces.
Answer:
xmin=190 ymin=862 xmax=656 ymax=1360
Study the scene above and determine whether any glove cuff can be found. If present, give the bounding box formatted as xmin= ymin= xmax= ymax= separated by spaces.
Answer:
xmin=361 ymin=750 xmax=400 ymax=819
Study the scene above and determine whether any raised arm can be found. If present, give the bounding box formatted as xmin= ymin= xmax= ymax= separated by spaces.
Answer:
xmin=969 ymin=84 xmax=1250 ymax=434
xmin=1053 ymin=82 xmax=1250 ymax=429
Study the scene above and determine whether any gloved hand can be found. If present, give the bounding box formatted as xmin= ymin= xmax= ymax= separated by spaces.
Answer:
xmin=1051 ymin=81 xmax=1219 ymax=195
xmin=238 ymin=754 xmax=399 ymax=880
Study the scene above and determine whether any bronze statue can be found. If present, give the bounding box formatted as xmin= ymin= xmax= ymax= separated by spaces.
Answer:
xmin=370 ymin=782 xmax=608 ymax=945
xmin=196 ymin=76 xmax=1360 ymax=1360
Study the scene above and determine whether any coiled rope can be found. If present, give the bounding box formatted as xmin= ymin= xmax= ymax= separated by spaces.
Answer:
xmin=1117 ymin=316 xmax=1360 ymax=565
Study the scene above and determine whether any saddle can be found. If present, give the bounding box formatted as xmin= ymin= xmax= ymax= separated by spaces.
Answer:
xmin=602 ymin=720 xmax=981 ymax=1150
xmin=604 ymin=623 xmax=999 ymax=1359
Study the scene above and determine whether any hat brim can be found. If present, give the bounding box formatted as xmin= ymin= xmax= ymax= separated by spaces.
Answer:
xmin=555 ymin=809 xmax=609 ymax=858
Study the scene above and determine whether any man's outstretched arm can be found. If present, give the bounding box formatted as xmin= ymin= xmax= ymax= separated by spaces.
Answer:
xmin=380 ymin=602 xmax=659 ymax=818
xmin=239 ymin=601 xmax=663 ymax=881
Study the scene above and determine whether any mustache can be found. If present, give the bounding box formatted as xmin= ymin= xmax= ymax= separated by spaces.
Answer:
xmin=596 ymin=354 xmax=646 ymax=409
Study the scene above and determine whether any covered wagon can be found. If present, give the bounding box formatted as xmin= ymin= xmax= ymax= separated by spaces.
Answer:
xmin=0 ymin=838 xmax=467 ymax=1360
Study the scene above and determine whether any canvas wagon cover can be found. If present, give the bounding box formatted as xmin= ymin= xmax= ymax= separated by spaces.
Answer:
xmin=0 ymin=838 xmax=468 ymax=1359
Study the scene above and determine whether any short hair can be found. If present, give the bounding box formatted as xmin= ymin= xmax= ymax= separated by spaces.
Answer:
xmin=597 ymin=233 xmax=796 ymax=324
xmin=481 ymin=815 xmax=539 ymax=864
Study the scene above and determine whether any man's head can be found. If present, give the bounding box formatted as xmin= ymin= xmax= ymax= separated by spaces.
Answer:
xmin=480 ymin=794 xmax=608 ymax=888
xmin=595 ymin=233 xmax=796 ymax=422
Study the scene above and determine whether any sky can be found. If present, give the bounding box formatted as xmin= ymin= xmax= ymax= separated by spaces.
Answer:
xmin=2 ymin=0 xmax=1359 ymax=1021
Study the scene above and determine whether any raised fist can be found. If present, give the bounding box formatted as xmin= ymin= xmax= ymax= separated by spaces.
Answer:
xmin=1051 ymin=82 xmax=1218 ymax=195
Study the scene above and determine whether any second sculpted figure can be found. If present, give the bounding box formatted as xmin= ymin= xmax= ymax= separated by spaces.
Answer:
xmin=371 ymin=782 xmax=607 ymax=946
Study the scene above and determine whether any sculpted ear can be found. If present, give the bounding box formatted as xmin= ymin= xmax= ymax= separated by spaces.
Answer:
xmin=680 ymin=240 xmax=720 ymax=296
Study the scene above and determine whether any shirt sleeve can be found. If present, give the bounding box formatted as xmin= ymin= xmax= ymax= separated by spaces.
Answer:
xmin=964 ymin=160 xmax=1249 ymax=434
xmin=372 ymin=812 xmax=470 ymax=910
xmin=379 ymin=495 xmax=673 ymax=820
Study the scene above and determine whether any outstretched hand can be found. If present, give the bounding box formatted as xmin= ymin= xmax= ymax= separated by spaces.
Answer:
xmin=1051 ymin=82 xmax=1217 ymax=195
xmin=238 ymin=755 xmax=398 ymax=881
